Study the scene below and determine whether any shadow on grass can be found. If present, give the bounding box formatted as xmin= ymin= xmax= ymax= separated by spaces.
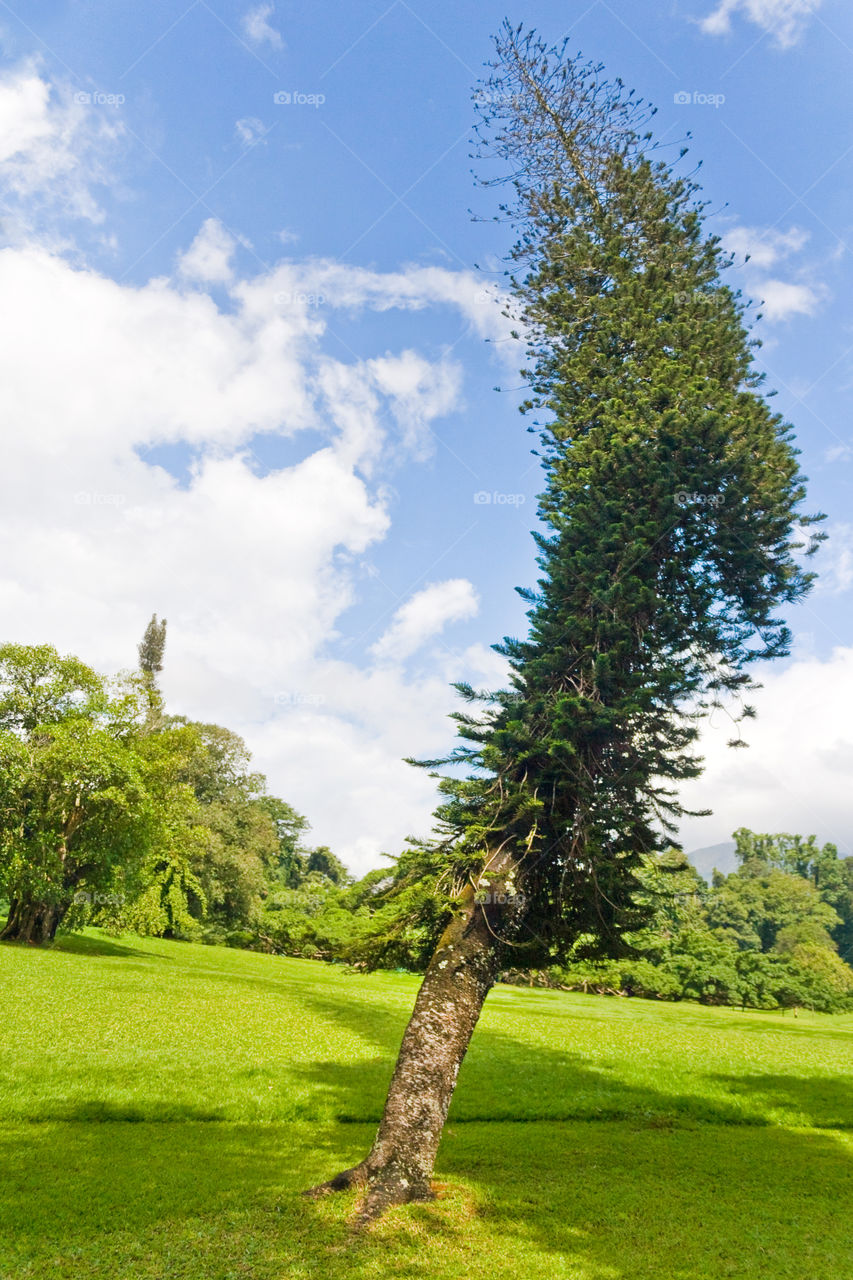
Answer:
xmin=0 ymin=930 xmax=163 ymax=960
xmin=0 ymin=1119 xmax=851 ymax=1280
xmin=48 ymin=933 xmax=159 ymax=959
xmin=40 ymin=1099 xmax=231 ymax=1123
xmin=3 ymin=949 xmax=853 ymax=1277
xmin=290 ymin=986 xmax=853 ymax=1131
xmin=709 ymin=1073 xmax=853 ymax=1130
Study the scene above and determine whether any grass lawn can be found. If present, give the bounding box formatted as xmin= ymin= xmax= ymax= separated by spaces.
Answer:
xmin=1 ymin=932 xmax=852 ymax=1279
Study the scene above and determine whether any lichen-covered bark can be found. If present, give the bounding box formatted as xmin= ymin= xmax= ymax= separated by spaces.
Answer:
xmin=307 ymin=863 xmax=521 ymax=1221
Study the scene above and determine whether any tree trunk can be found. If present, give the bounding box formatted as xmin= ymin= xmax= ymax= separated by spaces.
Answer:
xmin=0 ymin=897 xmax=66 ymax=945
xmin=307 ymin=872 xmax=522 ymax=1221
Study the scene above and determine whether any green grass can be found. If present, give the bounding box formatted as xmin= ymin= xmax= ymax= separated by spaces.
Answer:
xmin=1 ymin=932 xmax=852 ymax=1279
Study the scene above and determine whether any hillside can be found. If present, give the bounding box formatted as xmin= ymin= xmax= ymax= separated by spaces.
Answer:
xmin=686 ymin=840 xmax=737 ymax=880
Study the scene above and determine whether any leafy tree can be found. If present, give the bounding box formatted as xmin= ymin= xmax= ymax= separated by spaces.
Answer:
xmin=156 ymin=719 xmax=321 ymax=944
xmin=256 ymin=880 xmax=358 ymax=959
xmin=732 ymin=828 xmax=853 ymax=960
xmin=309 ymin=26 xmax=822 ymax=1218
xmin=787 ymin=943 xmax=853 ymax=1006
xmin=0 ymin=645 xmax=157 ymax=943
xmin=836 ymin=858 xmax=853 ymax=964
xmin=341 ymin=852 xmax=455 ymax=972
xmin=159 ymin=719 xmax=274 ymax=935
xmin=545 ymin=831 xmax=852 ymax=1012
xmin=0 ymin=640 xmax=339 ymax=951
xmin=706 ymin=866 xmax=839 ymax=953
xmin=258 ymin=796 xmax=311 ymax=889
xmin=100 ymin=725 xmax=211 ymax=939
xmin=305 ymin=845 xmax=351 ymax=886
xmin=0 ymin=643 xmax=105 ymax=734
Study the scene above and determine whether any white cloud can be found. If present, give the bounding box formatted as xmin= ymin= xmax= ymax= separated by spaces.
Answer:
xmin=235 ymin=116 xmax=267 ymax=146
xmin=679 ymin=647 xmax=853 ymax=857
xmin=0 ymin=60 xmax=123 ymax=234
xmin=369 ymin=350 xmax=464 ymax=456
xmin=242 ymin=3 xmax=283 ymax=49
xmin=371 ymin=580 xmax=480 ymax=663
xmin=722 ymin=223 xmax=825 ymax=323
xmin=283 ymin=259 xmax=514 ymax=341
xmin=814 ymin=523 xmax=853 ymax=593
xmin=177 ymin=218 xmax=238 ymax=284
xmin=0 ymin=65 xmax=53 ymax=160
xmin=724 ymin=224 xmax=809 ymax=269
xmin=0 ymin=225 xmax=506 ymax=872
xmin=699 ymin=0 xmax=821 ymax=48
xmin=756 ymin=277 xmax=821 ymax=320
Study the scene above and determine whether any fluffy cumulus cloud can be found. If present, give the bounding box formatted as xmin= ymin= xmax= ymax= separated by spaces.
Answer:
xmin=371 ymin=580 xmax=480 ymax=663
xmin=679 ymin=647 xmax=853 ymax=857
xmin=723 ymin=225 xmax=808 ymax=268
xmin=699 ymin=0 xmax=822 ymax=48
xmin=241 ymin=3 xmax=284 ymax=50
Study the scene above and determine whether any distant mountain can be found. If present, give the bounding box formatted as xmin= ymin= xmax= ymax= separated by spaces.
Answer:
xmin=685 ymin=840 xmax=737 ymax=883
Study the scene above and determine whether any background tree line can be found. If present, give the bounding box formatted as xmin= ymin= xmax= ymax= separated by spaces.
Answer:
xmin=0 ymin=622 xmax=348 ymax=948
xmin=2 ymin=625 xmax=851 ymax=1013
xmin=520 ymin=831 xmax=853 ymax=1014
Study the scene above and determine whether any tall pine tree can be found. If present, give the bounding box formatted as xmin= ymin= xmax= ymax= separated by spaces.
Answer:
xmin=308 ymin=24 xmax=822 ymax=1220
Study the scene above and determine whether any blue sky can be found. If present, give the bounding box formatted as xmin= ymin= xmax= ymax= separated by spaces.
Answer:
xmin=1 ymin=0 xmax=851 ymax=870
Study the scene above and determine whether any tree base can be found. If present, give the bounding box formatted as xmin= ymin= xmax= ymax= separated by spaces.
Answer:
xmin=304 ymin=1160 xmax=435 ymax=1224
xmin=0 ymin=899 xmax=64 ymax=946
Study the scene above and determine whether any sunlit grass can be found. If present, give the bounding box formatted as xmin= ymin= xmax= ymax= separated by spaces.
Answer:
xmin=1 ymin=930 xmax=851 ymax=1278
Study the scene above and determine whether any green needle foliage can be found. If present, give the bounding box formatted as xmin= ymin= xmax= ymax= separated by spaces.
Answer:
xmin=417 ymin=26 xmax=824 ymax=964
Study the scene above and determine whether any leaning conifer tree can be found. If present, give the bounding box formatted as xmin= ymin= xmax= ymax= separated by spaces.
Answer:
xmin=308 ymin=23 xmax=822 ymax=1220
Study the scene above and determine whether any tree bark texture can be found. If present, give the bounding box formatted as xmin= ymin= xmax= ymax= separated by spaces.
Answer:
xmin=307 ymin=865 xmax=522 ymax=1221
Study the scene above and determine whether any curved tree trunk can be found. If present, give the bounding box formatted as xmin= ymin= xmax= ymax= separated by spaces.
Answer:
xmin=0 ymin=898 xmax=66 ymax=945
xmin=307 ymin=864 xmax=523 ymax=1221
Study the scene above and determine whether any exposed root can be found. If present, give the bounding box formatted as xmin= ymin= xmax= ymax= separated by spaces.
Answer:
xmin=303 ymin=1160 xmax=434 ymax=1226
xmin=302 ymin=1162 xmax=369 ymax=1198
